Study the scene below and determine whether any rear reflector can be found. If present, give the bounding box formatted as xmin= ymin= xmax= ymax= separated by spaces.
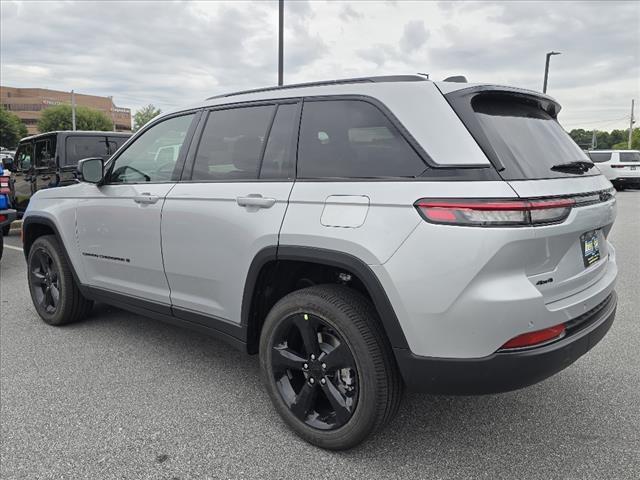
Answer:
xmin=501 ymin=324 xmax=566 ymax=350
xmin=0 ymin=175 xmax=9 ymax=194
xmin=414 ymin=198 xmax=574 ymax=226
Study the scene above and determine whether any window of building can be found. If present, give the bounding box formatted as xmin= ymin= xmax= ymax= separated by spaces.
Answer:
xmin=297 ymin=100 xmax=426 ymax=178
xmin=191 ymin=105 xmax=275 ymax=181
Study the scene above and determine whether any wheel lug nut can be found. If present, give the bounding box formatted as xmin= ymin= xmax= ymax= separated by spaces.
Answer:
xmin=320 ymin=378 xmax=326 ymax=385
xmin=309 ymin=378 xmax=315 ymax=384
xmin=303 ymin=363 xmax=308 ymax=369
xmin=310 ymin=354 xmax=316 ymax=360
xmin=321 ymin=363 xmax=326 ymax=369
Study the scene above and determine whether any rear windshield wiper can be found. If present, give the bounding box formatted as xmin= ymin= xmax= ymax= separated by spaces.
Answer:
xmin=550 ymin=160 xmax=595 ymax=174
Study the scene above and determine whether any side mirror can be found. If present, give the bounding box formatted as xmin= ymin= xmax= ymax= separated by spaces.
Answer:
xmin=77 ymin=157 xmax=104 ymax=184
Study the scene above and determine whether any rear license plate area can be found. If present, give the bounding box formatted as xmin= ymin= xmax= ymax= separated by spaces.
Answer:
xmin=580 ymin=230 xmax=601 ymax=268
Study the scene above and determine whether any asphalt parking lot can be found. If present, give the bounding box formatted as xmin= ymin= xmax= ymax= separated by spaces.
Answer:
xmin=1 ymin=191 xmax=639 ymax=480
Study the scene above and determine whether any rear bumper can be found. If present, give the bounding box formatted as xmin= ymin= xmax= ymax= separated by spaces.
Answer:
xmin=612 ymin=177 xmax=640 ymax=185
xmin=394 ymin=291 xmax=617 ymax=394
xmin=0 ymin=208 xmax=16 ymax=227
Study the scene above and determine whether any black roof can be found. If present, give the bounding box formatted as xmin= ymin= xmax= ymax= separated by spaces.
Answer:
xmin=21 ymin=130 xmax=131 ymax=143
xmin=206 ymin=74 xmax=429 ymax=100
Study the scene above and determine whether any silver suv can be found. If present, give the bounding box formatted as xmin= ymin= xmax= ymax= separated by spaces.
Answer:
xmin=22 ymin=75 xmax=618 ymax=450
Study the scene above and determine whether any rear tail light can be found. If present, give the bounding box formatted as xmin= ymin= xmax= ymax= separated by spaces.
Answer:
xmin=0 ymin=214 xmax=6 ymax=222
xmin=0 ymin=175 xmax=10 ymax=195
xmin=611 ymin=165 xmax=625 ymax=169
xmin=500 ymin=324 xmax=566 ymax=350
xmin=414 ymin=198 xmax=575 ymax=227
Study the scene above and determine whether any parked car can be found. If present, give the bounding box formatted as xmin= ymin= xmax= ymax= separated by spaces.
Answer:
xmin=0 ymin=164 xmax=17 ymax=260
xmin=588 ymin=150 xmax=640 ymax=190
xmin=6 ymin=131 xmax=130 ymax=217
xmin=21 ymin=75 xmax=618 ymax=449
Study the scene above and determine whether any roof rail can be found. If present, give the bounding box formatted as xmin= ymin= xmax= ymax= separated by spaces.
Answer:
xmin=206 ymin=74 xmax=429 ymax=100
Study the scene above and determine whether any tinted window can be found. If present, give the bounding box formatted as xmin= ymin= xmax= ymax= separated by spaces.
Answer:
xmin=16 ymin=143 xmax=33 ymax=170
xmin=471 ymin=94 xmax=597 ymax=180
xmin=298 ymin=100 xmax=426 ymax=178
xmin=108 ymin=114 xmax=194 ymax=183
xmin=260 ymin=104 xmax=297 ymax=179
xmin=588 ymin=152 xmax=612 ymax=163
xmin=34 ymin=137 xmax=56 ymax=168
xmin=66 ymin=136 xmax=113 ymax=165
xmin=619 ymin=152 xmax=640 ymax=162
xmin=191 ymin=105 xmax=274 ymax=181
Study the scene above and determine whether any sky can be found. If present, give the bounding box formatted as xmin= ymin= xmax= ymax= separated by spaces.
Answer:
xmin=1 ymin=0 xmax=639 ymax=131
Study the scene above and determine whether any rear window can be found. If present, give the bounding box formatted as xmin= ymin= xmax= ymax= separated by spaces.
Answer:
xmin=588 ymin=152 xmax=612 ymax=163
xmin=469 ymin=94 xmax=597 ymax=180
xmin=619 ymin=152 xmax=640 ymax=162
xmin=65 ymin=136 xmax=124 ymax=165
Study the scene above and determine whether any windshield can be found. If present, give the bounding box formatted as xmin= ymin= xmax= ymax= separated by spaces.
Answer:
xmin=469 ymin=94 xmax=597 ymax=180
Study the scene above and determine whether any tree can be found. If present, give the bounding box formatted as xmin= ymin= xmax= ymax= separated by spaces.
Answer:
xmin=0 ymin=107 xmax=28 ymax=148
xmin=612 ymin=128 xmax=640 ymax=150
xmin=37 ymin=104 xmax=113 ymax=133
xmin=133 ymin=104 xmax=161 ymax=132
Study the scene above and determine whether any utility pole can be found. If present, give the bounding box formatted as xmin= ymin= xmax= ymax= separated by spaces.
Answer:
xmin=278 ymin=0 xmax=284 ymax=86
xmin=71 ymin=90 xmax=77 ymax=131
xmin=591 ymin=130 xmax=597 ymax=150
xmin=629 ymin=99 xmax=635 ymax=149
xmin=542 ymin=51 xmax=561 ymax=94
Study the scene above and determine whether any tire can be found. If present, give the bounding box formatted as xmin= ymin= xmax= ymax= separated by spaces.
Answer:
xmin=259 ymin=284 xmax=402 ymax=450
xmin=2 ymin=224 xmax=10 ymax=236
xmin=0 ymin=234 xmax=3 ymax=261
xmin=27 ymin=235 xmax=93 ymax=325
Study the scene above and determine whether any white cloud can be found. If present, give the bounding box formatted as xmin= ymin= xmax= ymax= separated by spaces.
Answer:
xmin=0 ymin=0 xmax=638 ymax=130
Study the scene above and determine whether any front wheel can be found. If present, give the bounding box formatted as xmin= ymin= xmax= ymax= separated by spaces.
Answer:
xmin=259 ymin=284 xmax=402 ymax=450
xmin=27 ymin=235 xmax=93 ymax=325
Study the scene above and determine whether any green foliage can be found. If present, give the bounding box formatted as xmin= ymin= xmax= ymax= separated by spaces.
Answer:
xmin=569 ymin=128 xmax=629 ymax=150
xmin=0 ymin=107 xmax=28 ymax=148
xmin=37 ymin=104 xmax=113 ymax=133
xmin=133 ymin=104 xmax=162 ymax=132
xmin=612 ymin=128 xmax=640 ymax=149
xmin=569 ymin=128 xmax=632 ymax=150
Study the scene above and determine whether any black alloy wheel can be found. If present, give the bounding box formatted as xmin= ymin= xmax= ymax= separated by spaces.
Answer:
xmin=30 ymin=247 xmax=61 ymax=314
xmin=271 ymin=312 xmax=359 ymax=430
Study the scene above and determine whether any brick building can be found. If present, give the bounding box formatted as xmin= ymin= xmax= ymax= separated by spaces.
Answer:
xmin=0 ymin=86 xmax=131 ymax=134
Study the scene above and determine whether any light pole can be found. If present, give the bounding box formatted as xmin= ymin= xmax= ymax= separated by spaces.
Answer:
xmin=278 ymin=0 xmax=284 ymax=86
xmin=542 ymin=51 xmax=561 ymax=94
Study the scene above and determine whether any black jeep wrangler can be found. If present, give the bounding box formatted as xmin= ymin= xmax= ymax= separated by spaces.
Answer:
xmin=4 ymin=131 xmax=130 ymax=219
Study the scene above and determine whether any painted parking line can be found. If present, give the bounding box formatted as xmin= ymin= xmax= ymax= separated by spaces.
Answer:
xmin=3 ymin=245 xmax=23 ymax=252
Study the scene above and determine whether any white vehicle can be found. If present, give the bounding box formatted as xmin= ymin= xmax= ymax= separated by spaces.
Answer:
xmin=588 ymin=150 xmax=640 ymax=189
xmin=22 ymin=75 xmax=618 ymax=449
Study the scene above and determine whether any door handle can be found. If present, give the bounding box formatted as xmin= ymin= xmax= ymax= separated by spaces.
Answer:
xmin=134 ymin=193 xmax=160 ymax=205
xmin=236 ymin=194 xmax=276 ymax=209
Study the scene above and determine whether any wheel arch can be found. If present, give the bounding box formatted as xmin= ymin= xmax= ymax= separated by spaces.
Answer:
xmin=242 ymin=245 xmax=410 ymax=354
xmin=22 ymin=215 xmax=86 ymax=292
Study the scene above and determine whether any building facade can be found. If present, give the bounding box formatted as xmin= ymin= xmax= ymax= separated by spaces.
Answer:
xmin=0 ymin=86 xmax=131 ymax=135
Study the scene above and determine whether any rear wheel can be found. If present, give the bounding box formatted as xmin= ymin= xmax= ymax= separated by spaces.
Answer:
xmin=259 ymin=284 xmax=402 ymax=450
xmin=2 ymin=224 xmax=10 ymax=236
xmin=27 ymin=235 xmax=93 ymax=325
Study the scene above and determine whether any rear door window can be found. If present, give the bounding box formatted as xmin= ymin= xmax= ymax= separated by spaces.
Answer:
xmin=191 ymin=105 xmax=275 ymax=181
xmin=260 ymin=103 xmax=298 ymax=179
xmin=297 ymin=100 xmax=426 ymax=179
xmin=467 ymin=94 xmax=598 ymax=180
xmin=587 ymin=152 xmax=612 ymax=163
xmin=619 ymin=152 xmax=640 ymax=162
